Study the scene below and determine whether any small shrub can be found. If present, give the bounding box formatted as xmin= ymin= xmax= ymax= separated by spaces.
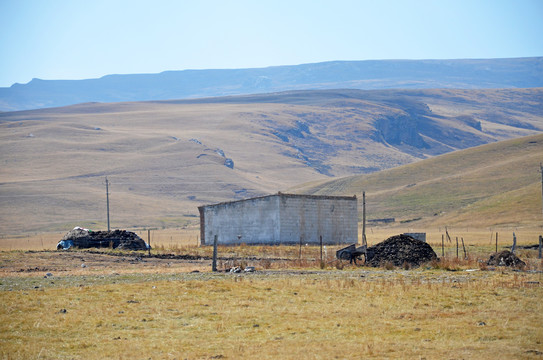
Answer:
xmin=383 ymin=261 xmax=395 ymax=270
xmin=260 ymin=259 xmax=272 ymax=269
xmin=430 ymin=257 xmax=462 ymax=271
xmin=478 ymin=260 xmax=488 ymax=271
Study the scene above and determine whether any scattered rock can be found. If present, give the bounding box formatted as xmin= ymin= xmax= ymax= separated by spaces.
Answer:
xmin=224 ymin=158 xmax=234 ymax=169
xmin=365 ymin=234 xmax=438 ymax=268
xmin=486 ymin=250 xmax=526 ymax=268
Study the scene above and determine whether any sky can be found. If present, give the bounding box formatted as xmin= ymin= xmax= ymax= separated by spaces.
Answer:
xmin=1 ymin=0 xmax=542 ymax=87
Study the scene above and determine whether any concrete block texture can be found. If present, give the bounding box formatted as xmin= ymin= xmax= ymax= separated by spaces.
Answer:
xmin=199 ymin=193 xmax=357 ymax=245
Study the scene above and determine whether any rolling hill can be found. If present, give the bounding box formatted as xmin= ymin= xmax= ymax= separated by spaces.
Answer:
xmin=290 ymin=133 xmax=543 ymax=229
xmin=0 ymin=88 xmax=542 ymax=234
xmin=1 ymin=57 xmax=542 ymax=111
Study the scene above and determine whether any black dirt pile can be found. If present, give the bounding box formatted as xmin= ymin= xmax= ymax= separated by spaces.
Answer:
xmin=58 ymin=228 xmax=148 ymax=250
xmin=366 ymin=234 xmax=437 ymax=268
xmin=487 ymin=250 xmax=526 ymax=268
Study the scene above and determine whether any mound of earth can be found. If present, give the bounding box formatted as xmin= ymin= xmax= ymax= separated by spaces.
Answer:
xmin=487 ymin=250 xmax=526 ymax=268
xmin=366 ymin=234 xmax=437 ymax=268
xmin=57 ymin=227 xmax=148 ymax=251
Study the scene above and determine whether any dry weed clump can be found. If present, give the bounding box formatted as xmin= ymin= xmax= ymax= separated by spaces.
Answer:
xmin=430 ymin=257 xmax=464 ymax=271
xmin=426 ymin=253 xmax=498 ymax=271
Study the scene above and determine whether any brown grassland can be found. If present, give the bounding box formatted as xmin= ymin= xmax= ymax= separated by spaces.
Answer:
xmin=1 ymin=89 xmax=543 ymax=358
xmin=1 ymin=228 xmax=542 ymax=359
xmin=1 ymin=88 xmax=542 ymax=235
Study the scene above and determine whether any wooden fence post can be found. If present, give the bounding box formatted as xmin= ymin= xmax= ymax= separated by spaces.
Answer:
xmin=148 ymin=229 xmax=151 ymax=256
xmin=538 ymin=235 xmax=542 ymax=259
xmin=461 ymin=237 xmax=467 ymax=259
xmin=441 ymin=234 xmax=444 ymax=257
xmin=456 ymin=237 xmax=459 ymax=259
xmin=511 ymin=232 xmax=517 ymax=254
xmin=212 ymin=235 xmax=218 ymax=272
xmin=299 ymin=236 xmax=302 ymax=260
xmin=496 ymin=232 xmax=498 ymax=253
xmin=320 ymin=235 xmax=323 ymax=268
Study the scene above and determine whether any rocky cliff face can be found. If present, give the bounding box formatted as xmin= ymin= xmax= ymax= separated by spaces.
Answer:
xmin=373 ymin=113 xmax=429 ymax=149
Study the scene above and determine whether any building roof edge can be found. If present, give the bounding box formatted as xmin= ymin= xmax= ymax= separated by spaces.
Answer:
xmin=198 ymin=192 xmax=357 ymax=209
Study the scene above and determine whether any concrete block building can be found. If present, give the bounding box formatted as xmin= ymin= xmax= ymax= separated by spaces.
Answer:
xmin=198 ymin=192 xmax=358 ymax=245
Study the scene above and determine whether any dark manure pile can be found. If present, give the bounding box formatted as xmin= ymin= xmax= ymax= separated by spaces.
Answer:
xmin=58 ymin=228 xmax=148 ymax=251
xmin=366 ymin=234 xmax=437 ymax=268
xmin=487 ymin=250 xmax=526 ymax=268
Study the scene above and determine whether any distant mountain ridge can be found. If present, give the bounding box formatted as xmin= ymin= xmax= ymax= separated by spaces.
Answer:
xmin=1 ymin=57 xmax=542 ymax=111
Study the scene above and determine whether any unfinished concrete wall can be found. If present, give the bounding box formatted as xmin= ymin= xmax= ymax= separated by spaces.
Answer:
xmin=199 ymin=195 xmax=280 ymax=245
xmin=199 ymin=193 xmax=358 ymax=246
xmin=278 ymin=194 xmax=357 ymax=245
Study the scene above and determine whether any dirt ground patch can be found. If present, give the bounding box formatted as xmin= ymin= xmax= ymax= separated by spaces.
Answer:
xmin=1 ymin=250 xmax=540 ymax=287
xmin=0 ymin=250 xmax=210 ymax=276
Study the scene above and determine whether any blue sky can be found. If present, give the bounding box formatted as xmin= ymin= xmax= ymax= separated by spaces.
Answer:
xmin=1 ymin=0 xmax=542 ymax=87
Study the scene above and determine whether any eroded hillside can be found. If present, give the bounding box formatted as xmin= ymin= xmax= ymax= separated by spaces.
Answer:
xmin=0 ymin=88 xmax=542 ymax=233
xmin=290 ymin=133 xmax=543 ymax=229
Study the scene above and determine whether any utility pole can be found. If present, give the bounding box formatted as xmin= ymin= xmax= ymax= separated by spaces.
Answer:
xmin=362 ymin=191 xmax=367 ymax=247
xmin=105 ymin=177 xmax=110 ymax=231
xmin=540 ymin=163 xmax=543 ymax=229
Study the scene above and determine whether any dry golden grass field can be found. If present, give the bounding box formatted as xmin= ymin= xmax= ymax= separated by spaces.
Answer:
xmin=1 ymin=228 xmax=542 ymax=359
